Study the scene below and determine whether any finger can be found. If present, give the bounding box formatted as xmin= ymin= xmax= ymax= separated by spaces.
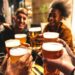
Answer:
xmin=25 ymin=55 xmax=33 ymax=67
xmin=1 ymin=54 xmax=9 ymax=66
xmin=19 ymin=53 xmax=31 ymax=63
xmin=15 ymin=54 xmax=32 ymax=70
xmin=1 ymin=54 xmax=9 ymax=72
xmin=1 ymin=57 xmax=12 ymax=73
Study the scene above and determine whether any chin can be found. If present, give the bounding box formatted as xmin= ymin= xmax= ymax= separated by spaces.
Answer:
xmin=18 ymin=27 xmax=23 ymax=31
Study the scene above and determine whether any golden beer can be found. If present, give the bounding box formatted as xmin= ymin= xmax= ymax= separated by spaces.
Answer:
xmin=15 ymin=34 xmax=27 ymax=44
xmin=42 ymin=42 xmax=63 ymax=75
xmin=29 ymin=27 xmax=42 ymax=50
xmin=5 ymin=39 xmax=20 ymax=54
xmin=10 ymin=47 xmax=28 ymax=63
xmin=43 ymin=32 xmax=59 ymax=42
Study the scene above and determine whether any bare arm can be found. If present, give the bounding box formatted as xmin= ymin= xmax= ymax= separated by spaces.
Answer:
xmin=44 ymin=58 xmax=75 ymax=75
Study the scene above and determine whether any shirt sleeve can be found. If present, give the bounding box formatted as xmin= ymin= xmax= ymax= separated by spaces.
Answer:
xmin=60 ymin=26 xmax=73 ymax=51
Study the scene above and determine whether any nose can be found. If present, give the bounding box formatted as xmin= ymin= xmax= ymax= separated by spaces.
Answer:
xmin=20 ymin=18 xmax=23 ymax=22
xmin=49 ymin=16 xmax=54 ymax=21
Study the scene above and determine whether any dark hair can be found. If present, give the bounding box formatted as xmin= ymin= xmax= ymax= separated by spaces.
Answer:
xmin=0 ymin=15 xmax=5 ymax=23
xmin=51 ymin=2 xmax=69 ymax=18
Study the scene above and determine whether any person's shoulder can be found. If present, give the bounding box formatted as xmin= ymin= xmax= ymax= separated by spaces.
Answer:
xmin=43 ymin=23 xmax=50 ymax=32
xmin=61 ymin=23 xmax=71 ymax=31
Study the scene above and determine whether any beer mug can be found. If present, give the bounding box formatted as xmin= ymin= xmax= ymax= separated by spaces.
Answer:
xmin=10 ymin=47 xmax=28 ymax=63
xmin=5 ymin=39 xmax=20 ymax=55
xmin=29 ymin=27 xmax=42 ymax=50
xmin=42 ymin=42 xmax=63 ymax=75
xmin=43 ymin=32 xmax=59 ymax=42
xmin=15 ymin=34 xmax=27 ymax=44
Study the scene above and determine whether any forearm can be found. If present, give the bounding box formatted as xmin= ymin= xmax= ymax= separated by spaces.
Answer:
xmin=57 ymin=38 xmax=75 ymax=58
xmin=58 ymin=62 xmax=74 ymax=75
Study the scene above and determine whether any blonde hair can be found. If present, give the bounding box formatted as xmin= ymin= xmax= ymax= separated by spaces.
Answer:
xmin=15 ymin=8 xmax=28 ymax=16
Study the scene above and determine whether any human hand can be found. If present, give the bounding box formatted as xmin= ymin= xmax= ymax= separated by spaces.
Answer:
xmin=43 ymin=58 xmax=62 ymax=71
xmin=44 ymin=57 xmax=75 ymax=75
xmin=1 ymin=54 xmax=32 ymax=75
xmin=57 ymin=38 xmax=75 ymax=58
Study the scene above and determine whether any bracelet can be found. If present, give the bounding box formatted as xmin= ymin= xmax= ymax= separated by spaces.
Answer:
xmin=71 ymin=68 xmax=75 ymax=75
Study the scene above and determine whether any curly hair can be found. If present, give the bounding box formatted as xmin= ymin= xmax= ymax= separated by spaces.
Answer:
xmin=51 ymin=2 xmax=70 ymax=18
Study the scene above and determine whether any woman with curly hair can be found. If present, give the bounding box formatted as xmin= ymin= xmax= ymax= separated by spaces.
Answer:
xmin=43 ymin=2 xmax=73 ymax=52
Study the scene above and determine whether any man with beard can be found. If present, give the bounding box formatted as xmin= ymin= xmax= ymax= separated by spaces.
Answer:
xmin=43 ymin=2 xmax=73 ymax=51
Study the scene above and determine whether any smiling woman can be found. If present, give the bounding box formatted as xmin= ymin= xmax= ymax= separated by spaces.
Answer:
xmin=43 ymin=1 xmax=73 ymax=52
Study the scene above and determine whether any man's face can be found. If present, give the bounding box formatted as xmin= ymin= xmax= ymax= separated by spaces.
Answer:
xmin=48 ymin=9 xmax=61 ymax=27
xmin=15 ymin=13 xmax=27 ymax=30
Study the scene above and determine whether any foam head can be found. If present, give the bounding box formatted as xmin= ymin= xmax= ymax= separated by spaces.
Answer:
xmin=5 ymin=39 xmax=20 ymax=48
xmin=29 ymin=27 xmax=41 ymax=32
xmin=10 ymin=47 xmax=28 ymax=56
xmin=42 ymin=42 xmax=63 ymax=51
xmin=43 ymin=32 xmax=59 ymax=39
xmin=15 ymin=34 xmax=27 ymax=38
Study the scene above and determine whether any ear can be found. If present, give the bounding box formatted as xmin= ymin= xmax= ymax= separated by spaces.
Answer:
xmin=12 ymin=16 xmax=16 ymax=21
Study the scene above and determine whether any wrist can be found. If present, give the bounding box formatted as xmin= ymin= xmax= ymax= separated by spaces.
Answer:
xmin=71 ymin=68 xmax=75 ymax=75
xmin=58 ymin=62 xmax=75 ymax=75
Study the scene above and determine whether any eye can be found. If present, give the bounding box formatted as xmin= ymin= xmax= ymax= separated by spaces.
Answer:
xmin=17 ymin=16 xmax=26 ymax=21
xmin=22 ymin=17 xmax=26 ymax=20
xmin=17 ymin=16 xmax=21 ymax=20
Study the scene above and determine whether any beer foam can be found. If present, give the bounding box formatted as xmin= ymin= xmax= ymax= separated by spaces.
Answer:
xmin=10 ymin=47 xmax=28 ymax=56
xmin=42 ymin=42 xmax=63 ymax=51
xmin=15 ymin=34 xmax=27 ymax=38
xmin=29 ymin=27 xmax=41 ymax=32
xmin=43 ymin=32 xmax=59 ymax=38
xmin=5 ymin=39 xmax=20 ymax=47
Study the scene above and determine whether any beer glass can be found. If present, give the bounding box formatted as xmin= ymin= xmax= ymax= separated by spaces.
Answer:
xmin=10 ymin=47 xmax=28 ymax=63
xmin=15 ymin=34 xmax=27 ymax=44
xmin=10 ymin=47 xmax=31 ymax=75
xmin=29 ymin=27 xmax=42 ymax=50
xmin=43 ymin=32 xmax=59 ymax=42
xmin=5 ymin=39 xmax=20 ymax=55
xmin=42 ymin=42 xmax=63 ymax=75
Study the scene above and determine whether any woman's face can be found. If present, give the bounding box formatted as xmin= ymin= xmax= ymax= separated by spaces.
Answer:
xmin=15 ymin=13 xmax=27 ymax=31
xmin=48 ymin=9 xmax=62 ymax=26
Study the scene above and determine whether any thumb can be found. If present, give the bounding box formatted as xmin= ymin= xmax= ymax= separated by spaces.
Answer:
xmin=19 ymin=53 xmax=31 ymax=63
